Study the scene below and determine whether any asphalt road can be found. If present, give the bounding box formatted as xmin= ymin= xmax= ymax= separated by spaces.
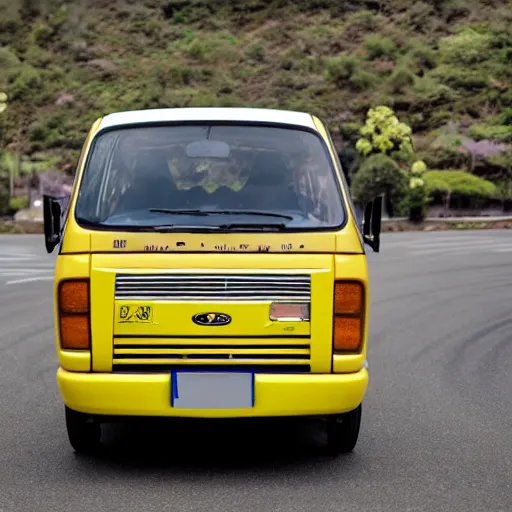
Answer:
xmin=0 ymin=231 xmax=511 ymax=512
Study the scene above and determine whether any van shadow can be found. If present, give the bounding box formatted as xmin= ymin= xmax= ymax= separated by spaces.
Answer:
xmin=78 ymin=417 xmax=346 ymax=473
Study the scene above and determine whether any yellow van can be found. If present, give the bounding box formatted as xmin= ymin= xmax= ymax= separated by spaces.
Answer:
xmin=43 ymin=107 xmax=382 ymax=456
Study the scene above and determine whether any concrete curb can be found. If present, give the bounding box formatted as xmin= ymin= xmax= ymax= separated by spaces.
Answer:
xmin=381 ymin=217 xmax=512 ymax=232
xmin=382 ymin=216 xmax=512 ymax=223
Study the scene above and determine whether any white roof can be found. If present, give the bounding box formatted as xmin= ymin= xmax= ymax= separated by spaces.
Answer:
xmin=97 ymin=107 xmax=317 ymax=132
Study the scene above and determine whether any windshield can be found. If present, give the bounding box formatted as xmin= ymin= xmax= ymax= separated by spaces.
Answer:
xmin=75 ymin=123 xmax=346 ymax=231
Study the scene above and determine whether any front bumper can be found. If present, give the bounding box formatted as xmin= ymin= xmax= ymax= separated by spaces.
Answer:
xmin=57 ymin=368 xmax=368 ymax=418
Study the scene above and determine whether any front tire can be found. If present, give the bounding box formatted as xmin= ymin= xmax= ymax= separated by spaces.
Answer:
xmin=65 ymin=406 xmax=101 ymax=455
xmin=324 ymin=404 xmax=362 ymax=456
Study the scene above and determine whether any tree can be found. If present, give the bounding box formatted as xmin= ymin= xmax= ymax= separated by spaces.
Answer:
xmin=407 ymin=160 xmax=429 ymax=223
xmin=351 ymin=153 xmax=408 ymax=217
xmin=0 ymin=92 xmax=8 ymax=215
xmin=355 ymin=105 xmax=414 ymax=165
xmin=352 ymin=106 xmax=415 ymax=217
xmin=488 ymin=150 xmax=512 ymax=211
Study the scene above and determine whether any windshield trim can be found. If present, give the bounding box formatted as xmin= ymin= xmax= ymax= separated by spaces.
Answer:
xmin=74 ymin=120 xmax=348 ymax=234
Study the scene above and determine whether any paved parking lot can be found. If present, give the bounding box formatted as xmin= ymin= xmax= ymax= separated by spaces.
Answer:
xmin=0 ymin=231 xmax=511 ymax=512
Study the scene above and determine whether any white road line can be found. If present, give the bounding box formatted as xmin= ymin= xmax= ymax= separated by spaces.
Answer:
xmin=407 ymin=242 xmax=512 ymax=254
xmin=6 ymin=276 xmax=54 ymax=285
xmin=408 ymin=249 xmax=512 ymax=257
xmin=0 ymin=268 xmax=54 ymax=274
xmin=407 ymin=238 xmax=507 ymax=247
xmin=382 ymin=239 xmax=501 ymax=250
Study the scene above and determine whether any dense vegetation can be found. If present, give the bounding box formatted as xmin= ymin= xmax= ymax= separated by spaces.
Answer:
xmin=0 ymin=0 xmax=511 ymax=215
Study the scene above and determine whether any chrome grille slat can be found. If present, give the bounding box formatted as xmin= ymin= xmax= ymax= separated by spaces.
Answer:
xmin=116 ymin=284 xmax=311 ymax=289
xmin=115 ymin=273 xmax=311 ymax=301
xmin=112 ymin=342 xmax=311 ymax=372
xmin=118 ymin=275 xmax=311 ymax=282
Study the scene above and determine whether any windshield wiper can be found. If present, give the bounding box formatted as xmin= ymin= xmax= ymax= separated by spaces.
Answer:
xmin=152 ymin=223 xmax=288 ymax=232
xmin=148 ymin=209 xmax=294 ymax=221
xmin=76 ymin=217 xmax=219 ymax=233
xmin=149 ymin=209 xmax=208 ymax=216
xmin=151 ymin=225 xmax=221 ymax=232
xmin=76 ymin=217 xmax=158 ymax=232
xmin=217 ymin=223 xmax=288 ymax=231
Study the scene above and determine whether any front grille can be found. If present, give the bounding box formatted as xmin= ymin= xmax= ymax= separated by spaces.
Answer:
xmin=112 ymin=340 xmax=311 ymax=373
xmin=115 ymin=273 xmax=311 ymax=301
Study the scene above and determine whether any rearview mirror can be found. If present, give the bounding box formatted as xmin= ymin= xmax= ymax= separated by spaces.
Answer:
xmin=362 ymin=196 xmax=382 ymax=253
xmin=43 ymin=195 xmax=63 ymax=254
xmin=186 ymin=140 xmax=231 ymax=159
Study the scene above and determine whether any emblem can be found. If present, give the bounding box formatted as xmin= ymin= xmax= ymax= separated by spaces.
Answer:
xmin=192 ymin=312 xmax=232 ymax=326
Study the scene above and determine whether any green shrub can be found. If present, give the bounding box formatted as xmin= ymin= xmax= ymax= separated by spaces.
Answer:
xmin=339 ymin=123 xmax=363 ymax=143
xmin=468 ymin=123 xmax=512 ymax=143
xmin=338 ymin=146 xmax=361 ymax=178
xmin=31 ymin=22 xmax=55 ymax=46
xmin=389 ymin=67 xmax=415 ymax=93
xmin=245 ymin=44 xmax=265 ymax=62
xmin=429 ymin=66 xmax=488 ymax=92
xmin=351 ymin=153 xmax=408 ymax=207
xmin=488 ymin=151 xmax=512 ymax=202
xmin=496 ymin=108 xmax=512 ymax=126
xmin=0 ymin=180 xmax=9 ymax=215
xmin=412 ymin=76 xmax=458 ymax=104
xmin=23 ymin=45 xmax=53 ymax=68
xmin=421 ymin=147 xmax=472 ymax=171
xmin=347 ymin=10 xmax=379 ymax=30
xmin=349 ymin=69 xmax=378 ymax=91
xmin=8 ymin=67 xmax=42 ymax=101
xmin=424 ymin=170 xmax=498 ymax=199
xmin=406 ymin=2 xmax=436 ymax=32
xmin=0 ymin=47 xmax=20 ymax=70
xmin=325 ymin=56 xmax=358 ymax=85
xmin=440 ymin=0 xmax=470 ymax=22
xmin=186 ymin=40 xmax=209 ymax=61
xmin=407 ymin=174 xmax=429 ymax=223
xmin=363 ymin=35 xmax=397 ymax=60
xmin=439 ymin=28 xmax=492 ymax=65
xmin=406 ymin=42 xmax=437 ymax=71
xmin=9 ymin=195 xmax=29 ymax=212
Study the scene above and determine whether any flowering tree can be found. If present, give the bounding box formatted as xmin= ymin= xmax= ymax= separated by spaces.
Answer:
xmin=407 ymin=160 xmax=429 ymax=222
xmin=0 ymin=93 xmax=9 ymax=214
xmin=353 ymin=105 xmax=430 ymax=221
xmin=355 ymin=106 xmax=414 ymax=163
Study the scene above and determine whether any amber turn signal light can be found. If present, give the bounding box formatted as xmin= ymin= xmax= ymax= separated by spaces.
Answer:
xmin=333 ymin=316 xmax=362 ymax=352
xmin=59 ymin=280 xmax=89 ymax=314
xmin=60 ymin=315 xmax=90 ymax=350
xmin=333 ymin=281 xmax=364 ymax=353
xmin=58 ymin=279 xmax=90 ymax=350
xmin=334 ymin=282 xmax=363 ymax=315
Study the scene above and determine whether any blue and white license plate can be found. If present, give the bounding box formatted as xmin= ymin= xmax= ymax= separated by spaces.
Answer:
xmin=171 ymin=371 xmax=254 ymax=409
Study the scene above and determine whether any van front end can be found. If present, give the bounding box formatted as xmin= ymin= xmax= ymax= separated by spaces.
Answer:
xmin=46 ymin=107 xmax=381 ymax=455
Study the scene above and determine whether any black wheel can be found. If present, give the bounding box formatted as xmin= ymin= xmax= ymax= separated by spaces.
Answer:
xmin=65 ymin=406 xmax=101 ymax=455
xmin=324 ymin=404 xmax=362 ymax=456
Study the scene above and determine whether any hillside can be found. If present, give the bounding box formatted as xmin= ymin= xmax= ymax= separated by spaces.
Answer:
xmin=0 ymin=0 xmax=511 ymax=180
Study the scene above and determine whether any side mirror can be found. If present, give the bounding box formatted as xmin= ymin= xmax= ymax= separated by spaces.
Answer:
xmin=362 ymin=196 xmax=382 ymax=253
xmin=43 ymin=195 xmax=63 ymax=254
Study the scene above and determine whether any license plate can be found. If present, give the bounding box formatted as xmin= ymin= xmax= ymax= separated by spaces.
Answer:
xmin=171 ymin=371 xmax=254 ymax=409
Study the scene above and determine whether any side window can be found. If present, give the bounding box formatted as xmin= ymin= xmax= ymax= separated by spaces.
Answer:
xmin=323 ymin=128 xmax=364 ymax=231
xmin=75 ymin=132 xmax=117 ymax=222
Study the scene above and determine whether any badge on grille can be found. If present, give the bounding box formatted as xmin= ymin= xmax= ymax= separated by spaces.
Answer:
xmin=192 ymin=313 xmax=232 ymax=326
